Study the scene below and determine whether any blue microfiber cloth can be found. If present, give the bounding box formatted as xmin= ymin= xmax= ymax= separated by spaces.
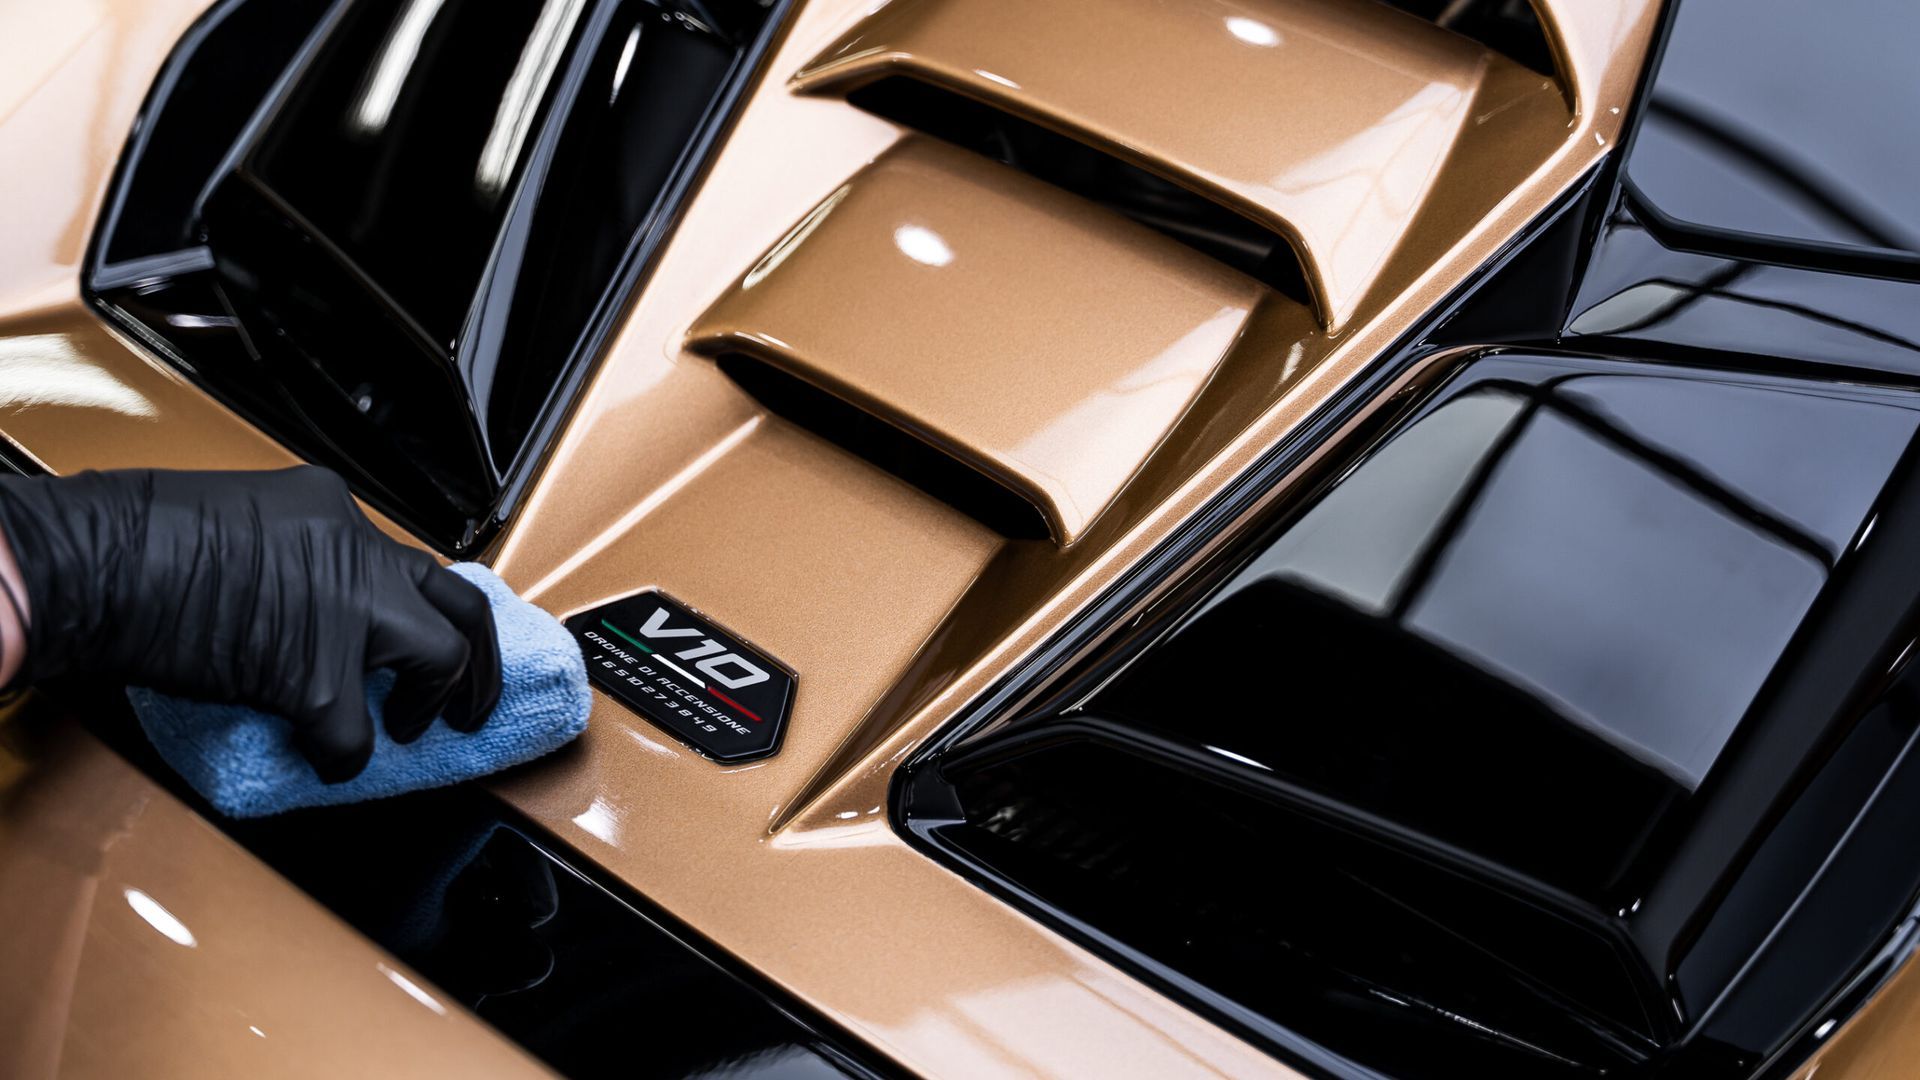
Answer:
xmin=127 ymin=562 xmax=589 ymax=818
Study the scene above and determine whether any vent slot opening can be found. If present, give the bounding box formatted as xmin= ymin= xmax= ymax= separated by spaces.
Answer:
xmin=1377 ymin=0 xmax=1556 ymax=77
xmin=716 ymin=354 xmax=1052 ymax=542
xmin=87 ymin=0 xmax=786 ymax=552
xmin=845 ymin=76 xmax=1311 ymax=304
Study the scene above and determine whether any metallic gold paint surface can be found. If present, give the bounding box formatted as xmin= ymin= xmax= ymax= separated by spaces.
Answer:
xmin=1788 ymin=954 xmax=1920 ymax=1079
xmin=688 ymin=137 xmax=1269 ymax=544
xmin=0 ymin=711 xmax=551 ymax=1080
xmin=0 ymin=0 xmax=1660 ymax=1074
xmin=0 ymin=0 xmax=206 ymax=315
xmin=0 ymin=308 xmax=296 ymax=475
xmin=791 ymin=0 xmax=1567 ymax=329
xmin=487 ymin=1 xmax=1656 ymax=1073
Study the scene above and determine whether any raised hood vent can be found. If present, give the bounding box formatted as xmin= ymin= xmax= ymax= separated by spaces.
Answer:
xmin=689 ymin=137 xmax=1267 ymax=546
xmin=689 ymin=0 xmax=1582 ymax=549
xmin=789 ymin=0 xmax=1571 ymax=330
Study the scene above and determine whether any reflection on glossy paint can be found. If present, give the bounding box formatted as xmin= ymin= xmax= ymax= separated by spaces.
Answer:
xmin=1203 ymin=744 xmax=1269 ymax=771
xmin=742 ymin=185 xmax=851 ymax=289
xmin=791 ymin=0 xmax=1572 ymax=327
xmin=1568 ymin=281 xmax=1695 ymax=335
xmin=161 ymin=312 xmax=236 ymax=330
xmin=767 ymin=818 xmax=896 ymax=850
xmin=1279 ymin=79 xmax=1469 ymax=305
xmin=571 ymin=795 xmax=623 ymax=845
xmin=1009 ymin=306 xmax=1247 ymax=527
xmin=0 ymin=2 xmax=107 ymax=124
xmin=123 ymin=888 xmax=195 ymax=947
xmin=377 ymin=961 xmax=448 ymax=1015
xmin=1567 ymin=207 xmax=1920 ymax=379
xmin=692 ymin=138 xmax=1268 ymax=544
xmin=476 ymin=0 xmax=588 ymax=198
xmin=609 ymin=24 xmax=641 ymax=104
xmin=522 ymin=416 xmax=760 ymax=600
xmin=350 ymin=0 xmax=449 ymax=134
xmin=893 ymin=224 xmax=953 ymax=268
xmin=1224 ymin=16 xmax=1280 ymax=48
xmin=0 ymin=335 xmax=156 ymax=418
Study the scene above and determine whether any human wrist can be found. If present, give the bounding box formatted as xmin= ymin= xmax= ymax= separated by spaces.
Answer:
xmin=0 ymin=517 xmax=27 ymax=688
xmin=0 ymin=471 xmax=151 ymax=687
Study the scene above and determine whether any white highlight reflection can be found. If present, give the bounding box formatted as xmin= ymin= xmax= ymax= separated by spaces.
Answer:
xmin=894 ymin=224 xmax=953 ymax=267
xmin=124 ymin=888 xmax=196 ymax=947
xmin=0 ymin=335 xmax=156 ymax=418
xmin=744 ymin=185 xmax=851 ymax=289
xmin=476 ymin=0 xmax=589 ymax=198
xmin=572 ymin=796 xmax=622 ymax=844
xmin=378 ymin=962 xmax=448 ymax=1015
xmin=1225 ymin=16 xmax=1281 ymax=48
xmin=1204 ymin=744 xmax=1270 ymax=771
xmin=351 ymin=0 xmax=449 ymax=134
xmin=610 ymin=24 xmax=641 ymax=104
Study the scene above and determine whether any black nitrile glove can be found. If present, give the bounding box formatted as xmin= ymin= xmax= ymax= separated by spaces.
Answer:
xmin=0 ymin=466 xmax=501 ymax=782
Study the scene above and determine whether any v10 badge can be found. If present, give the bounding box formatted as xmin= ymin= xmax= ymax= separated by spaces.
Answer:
xmin=566 ymin=590 xmax=796 ymax=762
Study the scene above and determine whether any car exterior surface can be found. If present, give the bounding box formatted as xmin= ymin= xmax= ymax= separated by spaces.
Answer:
xmin=3 ymin=0 xmax=1919 ymax=1077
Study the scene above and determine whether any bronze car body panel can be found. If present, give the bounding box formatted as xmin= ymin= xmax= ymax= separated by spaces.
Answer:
xmin=0 ymin=704 xmax=552 ymax=1079
xmin=0 ymin=0 xmax=1661 ymax=1075
xmin=687 ymin=136 xmax=1271 ymax=545
xmin=1792 ymin=954 xmax=1920 ymax=1079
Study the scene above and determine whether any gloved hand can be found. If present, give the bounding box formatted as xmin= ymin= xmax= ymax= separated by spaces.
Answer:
xmin=0 ymin=466 xmax=500 ymax=782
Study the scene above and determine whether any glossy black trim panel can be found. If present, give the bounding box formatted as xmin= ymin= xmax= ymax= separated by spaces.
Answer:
xmin=1623 ymin=0 xmax=1920 ymax=274
xmin=895 ymin=13 xmax=1920 ymax=1066
xmin=227 ymin=792 xmax=892 ymax=1080
xmin=907 ymin=344 xmax=1920 ymax=1078
xmin=86 ymin=0 xmax=792 ymax=552
xmin=76 ymin=694 xmax=897 ymax=1080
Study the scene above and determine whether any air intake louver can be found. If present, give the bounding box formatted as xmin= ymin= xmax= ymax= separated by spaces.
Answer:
xmin=88 ymin=0 xmax=783 ymax=550
xmin=902 ymin=349 xmax=1920 ymax=1077
xmin=842 ymin=76 xmax=1314 ymax=303
xmin=789 ymin=0 xmax=1570 ymax=329
xmin=688 ymin=137 xmax=1269 ymax=546
xmin=716 ymin=354 xmax=1054 ymax=541
xmin=686 ymin=0 xmax=1577 ymax=549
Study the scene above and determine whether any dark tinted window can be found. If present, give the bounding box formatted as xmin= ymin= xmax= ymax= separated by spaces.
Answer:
xmin=1628 ymin=0 xmax=1920 ymax=263
xmin=907 ymin=352 xmax=1920 ymax=1076
xmin=1155 ymin=363 xmax=1911 ymax=899
xmin=90 ymin=0 xmax=781 ymax=550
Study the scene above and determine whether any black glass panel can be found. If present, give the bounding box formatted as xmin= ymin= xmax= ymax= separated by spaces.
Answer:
xmin=71 ymin=693 xmax=897 ymax=1080
xmin=1090 ymin=356 xmax=1915 ymax=900
xmin=218 ymin=795 xmax=889 ymax=1080
xmin=88 ymin=0 xmax=784 ymax=551
xmin=246 ymin=0 xmax=555 ymax=346
xmin=905 ymin=350 xmax=1920 ymax=1078
xmin=1565 ymin=195 xmax=1920 ymax=381
xmin=1626 ymin=0 xmax=1920 ymax=268
xmin=944 ymin=738 xmax=1650 ymax=1076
